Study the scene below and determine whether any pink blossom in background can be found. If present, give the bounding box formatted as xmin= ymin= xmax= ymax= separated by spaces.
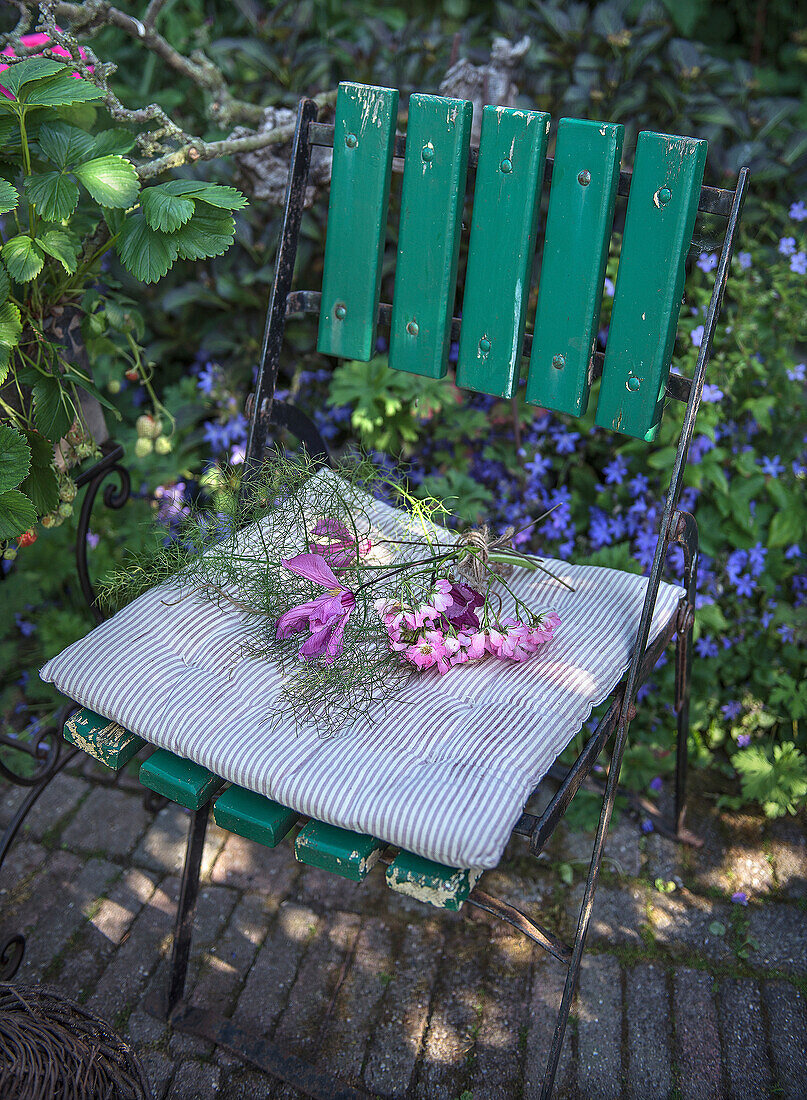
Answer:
xmin=0 ymin=30 xmax=92 ymax=99
xmin=310 ymin=517 xmax=371 ymax=567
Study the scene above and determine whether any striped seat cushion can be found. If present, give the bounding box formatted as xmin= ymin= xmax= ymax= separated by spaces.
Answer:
xmin=40 ymin=473 xmax=682 ymax=870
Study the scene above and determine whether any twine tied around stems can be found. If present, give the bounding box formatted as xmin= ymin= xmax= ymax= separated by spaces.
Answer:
xmin=456 ymin=525 xmax=516 ymax=586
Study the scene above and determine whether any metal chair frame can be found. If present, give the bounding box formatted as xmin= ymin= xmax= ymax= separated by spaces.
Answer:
xmin=151 ymin=98 xmax=750 ymax=1097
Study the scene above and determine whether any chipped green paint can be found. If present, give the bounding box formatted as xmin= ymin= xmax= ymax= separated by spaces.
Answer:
xmin=385 ymin=850 xmax=482 ymax=911
xmin=317 ymin=82 xmax=399 ymax=361
xmin=389 ymin=93 xmax=472 ymax=379
xmin=595 ymin=131 xmax=707 ymax=440
xmin=139 ymin=749 xmax=224 ymax=810
xmin=526 ymin=118 xmax=623 ymax=416
xmin=63 ymin=707 xmax=145 ymax=771
xmin=212 ymin=785 xmax=298 ymax=847
xmin=456 ymin=105 xmax=550 ymax=398
xmin=294 ymin=820 xmax=384 ymax=881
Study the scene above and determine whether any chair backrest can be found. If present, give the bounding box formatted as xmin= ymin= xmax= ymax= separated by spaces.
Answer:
xmin=246 ymin=82 xmax=747 ymax=471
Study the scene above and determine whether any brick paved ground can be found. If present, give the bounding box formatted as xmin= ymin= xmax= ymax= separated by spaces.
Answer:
xmin=1 ymin=756 xmax=805 ymax=1099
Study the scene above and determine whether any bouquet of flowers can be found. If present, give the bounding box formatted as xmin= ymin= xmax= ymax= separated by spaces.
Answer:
xmin=103 ymin=452 xmax=565 ymax=735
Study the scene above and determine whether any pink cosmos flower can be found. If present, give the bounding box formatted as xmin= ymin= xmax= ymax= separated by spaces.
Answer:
xmin=310 ymin=518 xmax=371 ymax=567
xmin=405 ymin=630 xmax=452 ymax=674
xmin=276 ymin=553 xmax=355 ymax=663
xmin=0 ymin=31 xmax=92 ymax=99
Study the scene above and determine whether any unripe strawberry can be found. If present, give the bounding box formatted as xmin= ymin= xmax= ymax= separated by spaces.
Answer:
xmin=58 ymin=502 xmax=73 ymax=519
xmin=136 ymin=414 xmax=162 ymax=440
xmin=108 ymin=379 xmax=122 ymax=394
xmin=40 ymin=513 xmax=57 ymax=529
xmin=59 ymin=479 xmax=77 ymax=503
xmin=3 ymin=546 xmax=17 ymax=560
xmin=154 ymin=435 xmax=172 ymax=455
xmin=134 ymin=436 xmax=154 ymax=458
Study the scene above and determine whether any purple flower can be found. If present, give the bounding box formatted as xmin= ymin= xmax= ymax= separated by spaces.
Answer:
xmin=649 ymin=776 xmax=663 ymax=793
xmin=641 ymin=818 xmax=654 ymax=834
xmin=86 ymin=530 xmax=100 ymax=549
xmin=15 ymin=614 xmax=35 ymax=637
xmin=747 ymin=542 xmax=767 ymax=577
xmin=702 ymin=384 xmax=723 ymax=403
xmin=553 ymin=428 xmax=580 ymax=455
xmin=733 ymin=573 xmax=754 ymax=598
xmin=737 ymin=733 xmax=751 ymax=747
xmin=196 ymin=362 xmax=220 ymax=395
xmin=691 ymin=325 xmax=705 ymax=348
xmin=791 ymin=252 xmax=807 ymax=275
xmin=603 ymin=454 xmax=628 ymax=486
xmin=759 ymin=454 xmax=784 ymax=477
xmin=697 ymin=252 xmax=718 ymax=273
xmin=695 ymin=634 xmax=719 ymax=658
xmin=784 ymin=544 xmax=802 ymax=560
xmin=737 ymin=251 xmax=752 ymax=270
xmin=442 ymin=582 xmax=485 ymax=629
xmin=603 ymin=276 xmax=615 ymax=296
xmin=310 ymin=518 xmax=371 ymax=567
xmin=721 ymin=701 xmax=742 ymax=720
xmin=777 ymin=624 xmax=795 ymax=643
xmin=731 ymin=891 xmax=749 ymax=905
xmin=787 ymin=363 xmax=805 ymax=382
xmin=276 ymin=553 xmax=356 ymax=662
xmin=778 ymin=236 xmax=797 ymax=256
xmin=790 ymin=201 xmax=807 ymax=221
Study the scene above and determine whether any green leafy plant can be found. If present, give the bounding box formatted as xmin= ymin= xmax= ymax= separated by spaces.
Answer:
xmin=733 ymin=743 xmax=807 ymax=818
xmin=0 ymin=54 xmax=247 ymax=544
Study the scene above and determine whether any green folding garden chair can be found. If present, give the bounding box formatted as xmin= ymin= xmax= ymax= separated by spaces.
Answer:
xmin=41 ymin=83 xmax=748 ymax=1098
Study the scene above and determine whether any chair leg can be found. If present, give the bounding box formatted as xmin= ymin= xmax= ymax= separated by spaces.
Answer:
xmin=539 ymin=718 xmax=628 ymax=1098
xmin=674 ymin=615 xmax=694 ymax=835
xmin=165 ymin=804 xmax=209 ymax=1018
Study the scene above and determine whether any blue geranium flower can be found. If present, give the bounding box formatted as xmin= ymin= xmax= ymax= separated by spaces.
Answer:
xmin=791 ymin=252 xmax=807 ymax=275
xmin=603 ymin=454 xmax=628 ymax=485
xmin=790 ymin=201 xmax=807 ymax=221
xmin=691 ymin=325 xmax=705 ymax=348
xmin=759 ymin=454 xmax=785 ymax=477
xmin=697 ymin=252 xmax=717 ymax=273
xmin=737 ymin=251 xmax=752 ymax=269
xmin=778 ymin=237 xmax=797 ymax=256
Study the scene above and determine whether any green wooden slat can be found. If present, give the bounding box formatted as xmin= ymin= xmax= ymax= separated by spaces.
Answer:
xmin=525 ymin=118 xmax=623 ymax=416
xmin=139 ymin=749 xmax=224 ymax=810
xmin=213 ymin=785 xmax=298 ymax=848
xmin=455 ymin=105 xmax=550 ymax=398
xmin=63 ymin=707 xmax=145 ymax=771
xmin=388 ymin=93 xmax=472 ymax=379
xmin=595 ymin=131 xmax=707 ymax=441
xmin=385 ymin=851 xmax=482 ymax=911
xmin=317 ymin=82 xmax=398 ymax=361
xmin=294 ymin=820 xmax=384 ymax=882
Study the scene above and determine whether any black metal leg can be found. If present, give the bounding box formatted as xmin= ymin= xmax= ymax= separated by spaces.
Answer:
xmin=539 ymin=714 xmax=631 ymax=1098
xmin=165 ymin=804 xmax=209 ymax=1018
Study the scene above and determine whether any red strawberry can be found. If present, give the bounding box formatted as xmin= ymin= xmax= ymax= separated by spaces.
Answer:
xmin=17 ymin=529 xmax=37 ymax=548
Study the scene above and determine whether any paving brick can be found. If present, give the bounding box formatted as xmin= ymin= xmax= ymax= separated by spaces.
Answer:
xmin=0 ymin=838 xmax=45 ymax=896
xmin=468 ymin=926 xmax=533 ymax=1099
xmin=646 ymin=890 xmax=734 ymax=962
xmin=297 ymin=860 xmax=389 ymax=914
xmin=19 ymin=856 xmax=119 ymax=980
xmin=61 ymin=785 xmax=151 ymax=857
xmin=625 ymin=962 xmax=671 ymax=1099
xmin=191 ymin=891 xmax=270 ymax=1012
xmin=0 ymin=850 xmax=82 ymax=947
xmin=57 ymin=867 xmax=159 ymax=998
xmin=363 ymin=921 xmax=444 ymax=1099
xmin=577 ymin=953 xmax=622 ymax=1100
xmin=220 ymin=1066 xmax=282 ymax=1099
xmin=315 ymin=916 xmax=394 ymax=1084
xmin=769 ymin=818 xmax=807 ymax=899
xmin=643 ymin=831 xmax=684 ymax=885
xmin=272 ymin=910 xmax=361 ymax=1096
xmin=747 ymin=902 xmax=807 ymax=972
xmin=673 ymin=967 xmax=723 ymax=1100
xmin=552 ymin=818 xmax=642 ymax=879
xmin=166 ymin=1060 xmax=221 ymax=1098
xmin=691 ymin=812 xmax=775 ymax=896
xmin=523 ymin=955 xmax=574 ymax=1100
xmin=132 ymin=803 xmax=225 ymax=878
xmin=717 ymin=978 xmax=773 ymax=1099
xmin=21 ymin=772 xmax=91 ymax=840
xmin=567 ymin=882 xmax=648 ymax=945
xmin=0 ymin=781 xmax=22 ymax=829
xmin=138 ymin=1049 xmax=175 ymax=1100
xmin=230 ymin=902 xmax=320 ymax=1038
xmin=762 ymin=980 xmax=807 ymax=1100
xmin=87 ymin=875 xmax=180 ymax=1023
xmin=208 ymin=827 xmax=297 ymax=894
xmin=417 ymin=919 xmax=489 ymax=1100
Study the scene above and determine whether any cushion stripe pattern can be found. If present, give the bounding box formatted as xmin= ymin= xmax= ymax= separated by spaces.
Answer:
xmin=41 ymin=474 xmax=682 ymax=869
